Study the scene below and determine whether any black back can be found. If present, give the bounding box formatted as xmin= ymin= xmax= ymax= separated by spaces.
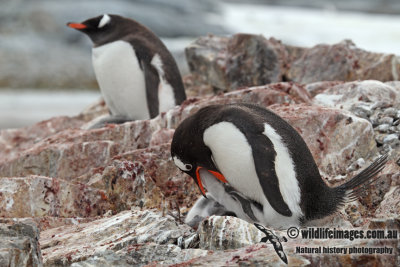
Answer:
xmin=68 ymin=14 xmax=186 ymax=117
xmin=171 ymin=103 xmax=337 ymax=220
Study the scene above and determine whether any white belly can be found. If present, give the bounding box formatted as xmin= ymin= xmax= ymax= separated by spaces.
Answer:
xmin=202 ymin=121 xmax=302 ymax=228
xmin=92 ymin=40 xmax=150 ymax=120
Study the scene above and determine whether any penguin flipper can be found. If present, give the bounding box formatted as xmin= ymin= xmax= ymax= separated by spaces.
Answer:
xmin=247 ymin=131 xmax=293 ymax=217
xmin=124 ymin=35 xmax=160 ymax=118
xmin=142 ymin=60 xmax=160 ymax=118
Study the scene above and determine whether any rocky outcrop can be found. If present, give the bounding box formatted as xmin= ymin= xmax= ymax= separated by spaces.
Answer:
xmin=186 ymin=34 xmax=400 ymax=92
xmin=0 ymin=219 xmax=42 ymax=267
xmin=1 ymin=33 xmax=400 ymax=266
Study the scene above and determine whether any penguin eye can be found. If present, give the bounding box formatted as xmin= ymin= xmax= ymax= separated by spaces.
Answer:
xmin=173 ymin=156 xmax=192 ymax=172
xmin=185 ymin=164 xmax=192 ymax=171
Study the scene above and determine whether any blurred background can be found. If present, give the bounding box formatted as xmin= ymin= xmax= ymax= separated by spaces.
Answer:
xmin=1 ymin=0 xmax=400 ymax=129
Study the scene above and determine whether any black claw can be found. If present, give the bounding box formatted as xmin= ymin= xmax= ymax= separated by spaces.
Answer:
xmin=254 ymin=223 xmax=288 ymax=264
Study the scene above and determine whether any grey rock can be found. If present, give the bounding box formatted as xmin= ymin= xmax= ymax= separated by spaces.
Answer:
xmin=121 ymin=243 xmax=207 ymax=266
xmin=70 ymin=250 xmax=130 ymax=267
xmin=383 ymin=107 xmax=398 ymax=117
xmin=350 ymin=104 xmax=373 ymax=120
xmin=185 ymin=34 xmax=289 ymax=91
xmin=346 ymin=157 xmax=366 ymax=172
xmin=379 ymin=116 xmax=395 ymax=125
xmin=40 ymin=208 xmax=196 ymax=266
xmin=383 ymin=134 xmax=399 ymax=144
xmin=0 ymin=219 xmax=43 ymax=267
xmin=198 ymin=215 xmax=264 ymax=250
xmin=376 ymin=124 xmax=391 ymax=133
xmin=287 ymin=40 xmax=400 ymax=84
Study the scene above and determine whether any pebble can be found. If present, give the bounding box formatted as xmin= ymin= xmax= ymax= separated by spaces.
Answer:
xmin=347 ymin=158 xmax=366 ymax=172
xmin=378 ymin=116 xmax=394 ymax=125
xmin=383 ymin=133 xmax=399 ymax=144
xmin=350 ymin=104 xmax=372 ymax=119
xmin=376 ymin=124 xmax=390 ymax=133
xmin=371 ymin=101 xmax=391 ymax=110
xmin=383 ymin=107 xmax=398 ymax=117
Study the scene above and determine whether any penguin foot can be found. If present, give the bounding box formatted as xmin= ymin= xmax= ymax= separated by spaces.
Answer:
xmin=254 ymin=223 xmax=288 ymax=264
xmin=84 ymin=114 xmax=133 ymax=129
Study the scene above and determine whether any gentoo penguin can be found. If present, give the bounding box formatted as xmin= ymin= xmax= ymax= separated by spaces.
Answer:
xmin=67 ymin=14 xmax=186 ymax=127
xmin=171 ymin=103 xmax=388 ymax=229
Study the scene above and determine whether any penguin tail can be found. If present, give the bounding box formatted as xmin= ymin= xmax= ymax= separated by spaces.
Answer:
xmin=338 ymin=153 xmax=389 ymax=203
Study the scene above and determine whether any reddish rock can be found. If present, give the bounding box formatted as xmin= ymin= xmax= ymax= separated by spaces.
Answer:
xmin=0 ymin=176 xmax=111 ymax=218
xmin=375 ymin=186 xmax=400 ymax=219
xmin=40 ymin=209 xmax=196 ymax=266
xmin=287 ymin=40 xmax=400 ymax=84
xmin=186 ymin=35 xmax=400 ymax=91
xmin=185 ymin=34 xmax=289 ymax=91
xmin=313 ymin=80 xmax=400 ymax=111
xmin=269 ymin=104 xmax=377 ymax=176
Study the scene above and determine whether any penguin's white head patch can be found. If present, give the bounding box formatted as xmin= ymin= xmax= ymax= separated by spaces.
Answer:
xmin=173 ymin=156 xmax=192 ymax=172
xmin=98 ymin=14 xmax=111 ymax=28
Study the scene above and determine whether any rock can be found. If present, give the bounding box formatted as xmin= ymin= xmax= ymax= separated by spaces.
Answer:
xmin=0 ymin=115 xmax=89 ymax=163
xmin=377 ymin=124 xmax=391 ymax=132
xmin=312 ymin=80 xmax=400 ymax=158
xmin=383 ymin=107 xmax=398 ymax=117
xmin=70 ymin=250 xmax=131 ymax=267
xmin=379 ymin=117 xmax=395 ymax=125
xmin=186 ymin=36 xmax=400 ymax=92
xmin=185 ymin=34 xmax=289 ymax=91
xmin=1 ymin=29 xmax=400 ymax=266
xmin=375 ymin=186 xmax=400 ymax=218
xmin=40 ymin=208 xmax=196 ymax=266
xmin=0 ymin=119 xmax=161 ymax=179
xmin=305 ymin=81 xmax=345 ymax=97
xmin=313 ymin=80 xmax=400 ymax=111
xmin=383 ymin=134 xmax=399 ymax=144
xmin=287 ymin=40 xmax=400 ymax=84
xmin=76 ymin=144 xmax=200 ymax=216
xmin=198 ymin=215 xmax=264 ymax=250
xmin=0 ymin=176 xmax=111 ymax=218
xmin=0 ymin=219 xmax=42 ymax=267
xmin=121 ymin=243 xmax=207 ymax=266
xmin=346 ymin=157 xmax=366 ymax=172
xmin=269 ymin=104 xmax=377 ymax=176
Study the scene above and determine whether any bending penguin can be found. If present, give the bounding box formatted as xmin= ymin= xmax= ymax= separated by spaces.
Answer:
xmin=171 ymin=103 xmax=388 ymax=229
xmin=67 ymin=14 xmax=186 ymax=128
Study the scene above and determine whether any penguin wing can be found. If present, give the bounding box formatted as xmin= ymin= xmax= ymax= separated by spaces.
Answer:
xmin=203 ymin=117 xmax=292 ymax=217
xmin=246 ymin=130 xmax=293 ymax=217
xmin=124 ymin=35 xmax=160 ymax=118
xmin=141 ymin=60 xmax=160 ymax=118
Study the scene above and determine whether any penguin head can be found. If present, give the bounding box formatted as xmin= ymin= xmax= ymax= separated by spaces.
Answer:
xmin=67 ymin=14 xmax=129 ymax=46
xmin=171 ymin=115 xmax=204 ymax=192
xmin=171 ymin=111 xmax=227 ymax=197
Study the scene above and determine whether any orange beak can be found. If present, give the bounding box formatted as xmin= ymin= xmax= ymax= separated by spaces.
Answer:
xmin=67 ymin=23 xmax=87 ymax=29
xmin=195 ymin=167 xmax=228 ymax=197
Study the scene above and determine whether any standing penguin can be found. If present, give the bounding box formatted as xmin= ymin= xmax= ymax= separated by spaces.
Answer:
xmin=67 ymin=14 xmax=186 ymax=127
xmin=171 ymin=103 xmax=388 ymax=228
